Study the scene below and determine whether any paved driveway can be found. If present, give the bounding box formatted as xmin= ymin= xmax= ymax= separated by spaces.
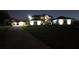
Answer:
xmin=4 ymin=27 xmax=50 ymax=49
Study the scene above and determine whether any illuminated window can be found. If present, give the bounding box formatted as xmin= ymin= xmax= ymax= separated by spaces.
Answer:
xmin=58 ymin=19 xmax=64 ymax=25
xmin=67 ymin=19 xmax=71 ymax=25
xmin=30 ymin=21 xmax=34 ymax=26
xmin=37 ymin=21 xmax=41 ymax=25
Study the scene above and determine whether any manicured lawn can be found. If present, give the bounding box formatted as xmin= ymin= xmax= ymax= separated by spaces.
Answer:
xmin=23 ymin=25 xmax=79 ymax=48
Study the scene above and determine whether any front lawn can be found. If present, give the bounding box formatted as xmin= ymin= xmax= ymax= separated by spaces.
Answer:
xmin=23 ymin=25 xmax=79 ymax=48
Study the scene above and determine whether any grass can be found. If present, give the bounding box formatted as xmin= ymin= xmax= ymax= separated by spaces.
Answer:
xmin=0 ymin=26 xmax=10 ymax=32
xmin=23 ymin=25 xmax=79 ymax=48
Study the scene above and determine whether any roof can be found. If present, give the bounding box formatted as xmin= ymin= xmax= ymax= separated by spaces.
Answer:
xmin=31 ymin=14 xmax=53 ymax=20
xmin=56 ymin=16 xmax=71 ymax=19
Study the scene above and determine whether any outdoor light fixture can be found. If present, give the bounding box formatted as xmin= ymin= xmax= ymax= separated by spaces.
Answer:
xmin=30 ymin=21 xmax=34 ymax=26
xmin=28 ymin=15 xmax=32 ymax=20
xmin=37 ymin=21 xmax=41 ymax=25
xmin=67 ymin=19 xmax=71 ymax=25
xmin=58 ymin=19 xmax=64 ymax=25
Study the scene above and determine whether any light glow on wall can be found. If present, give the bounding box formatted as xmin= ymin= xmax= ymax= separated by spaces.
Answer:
xmin=19 ymin=21 xmax=26 ymax=26
xmin=11 ymin=22 xmax=18 ymax=27
xmin=12 ymin=21 xmax=26 ymax=27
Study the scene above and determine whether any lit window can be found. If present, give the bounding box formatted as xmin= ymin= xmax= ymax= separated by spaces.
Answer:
xmin=58 ymin=19 xmax=64 ymax=25
xmin=37 ymin=21 xmax=41 ymax=25
xmin=67 ymin=19 xmax=71 ymax=25
xmin=30 ymin=21 xmax=34 ymax=26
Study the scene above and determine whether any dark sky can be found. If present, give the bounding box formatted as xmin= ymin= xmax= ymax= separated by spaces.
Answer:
xmin=7 ymin=10 xmax=79 ymax=20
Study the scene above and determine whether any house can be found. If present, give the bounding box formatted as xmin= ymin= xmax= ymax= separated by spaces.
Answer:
xmin=27 ymin=14 xmax=53 ymax=26
xmin=52 ymin=16 xmax=72 ymax=25
xmin=10 ymin=18 xmax=27 ymax=27
xmin=11 ymin=21 xmax=27 ymax=27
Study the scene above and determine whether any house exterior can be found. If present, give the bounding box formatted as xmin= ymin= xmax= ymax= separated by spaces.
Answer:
xmin=52 ymin=16 xmax=72 ymax=25
xmin=10 ymin=18 xmax=27 ymax=27
xmin=27 ymin=14 xmax=53 ymax=26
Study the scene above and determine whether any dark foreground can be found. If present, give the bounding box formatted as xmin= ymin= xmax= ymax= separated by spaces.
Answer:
xmin=23 ymin=25 xmax=79 ymax=49
xmin=0 ymin=27 xmax=50 ymax=49
xmin=0 ymin=25 xmax=79 ymax=49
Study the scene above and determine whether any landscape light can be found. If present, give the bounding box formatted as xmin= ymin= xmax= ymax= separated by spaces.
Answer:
xmin=30 ymin=21 xmax=34 ymax=26
xmin=37 ymin=21 xmax=41 ymax=25
xmin=28 ymin=15 xmax=32 ymax=20
xmin=67 ymin=19 xmax=71 ymax=25
xmin=58 ymin=19 xmax=64 ymax=25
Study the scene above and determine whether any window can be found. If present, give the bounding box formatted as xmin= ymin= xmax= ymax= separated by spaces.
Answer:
xmin=58 ymin=19 xmax=64 ymax=25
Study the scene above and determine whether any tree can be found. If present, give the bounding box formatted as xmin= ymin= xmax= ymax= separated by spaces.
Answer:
xmin=0 ymin=10 xmax=10 ymax=26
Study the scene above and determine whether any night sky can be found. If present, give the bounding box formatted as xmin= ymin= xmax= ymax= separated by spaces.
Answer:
xmin=7 ymin=10 xmax=79 ymax=20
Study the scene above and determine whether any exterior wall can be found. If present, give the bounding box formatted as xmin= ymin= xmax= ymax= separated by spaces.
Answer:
xmin=29 ymin=20 xmax=42 ymax=26
xmin=11 ymin=21 xmax=27 ymax=27
xmin=52 ymin=19 xmax=72 ymax=25
xmin=28 ymin=15 xmax=53 ymax=26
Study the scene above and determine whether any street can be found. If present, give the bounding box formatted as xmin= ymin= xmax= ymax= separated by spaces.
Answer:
xmin=3 ymin=27 xmax=50 ymax=49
